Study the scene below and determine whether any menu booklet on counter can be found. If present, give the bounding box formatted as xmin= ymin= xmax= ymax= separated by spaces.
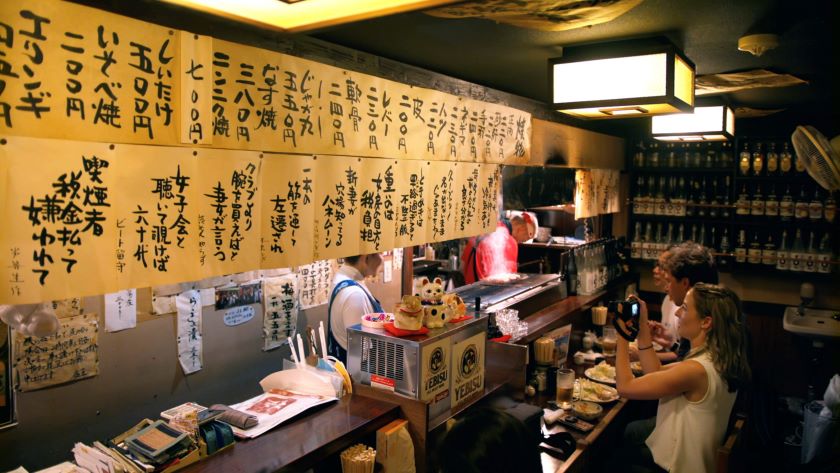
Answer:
xmin=228 ymin=388 xmax=337 ymax=439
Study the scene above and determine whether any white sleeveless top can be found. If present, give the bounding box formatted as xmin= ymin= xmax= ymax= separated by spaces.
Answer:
xmin=646 ymin=351 xmax=737 ymax=472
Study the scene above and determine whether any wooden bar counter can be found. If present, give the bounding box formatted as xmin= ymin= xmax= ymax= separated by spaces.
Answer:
xmin=181 ymin=394 xmax=401 ymax=473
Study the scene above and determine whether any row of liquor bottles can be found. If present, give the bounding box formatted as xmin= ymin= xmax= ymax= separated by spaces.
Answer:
xmin=630 ymin=221 xmax=834 ymax=274
xmin=632 ymin=175 xmax=837 ymax=223
xmin=632 ymin=140 xmax=810 ymax=176
xmin=633 ymin=141 xmax=734 ymax=169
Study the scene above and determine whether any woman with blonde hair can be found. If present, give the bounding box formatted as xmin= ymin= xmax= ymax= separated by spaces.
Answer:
xmin=613 ymin=283 xmax=751 ymax=473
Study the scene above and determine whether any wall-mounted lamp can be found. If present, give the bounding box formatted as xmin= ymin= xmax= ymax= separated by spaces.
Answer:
xmin=651 ymin=105 xmax=735 ymax=141
xmin=550 ymin=38 xmax=695 ymax=119
xmin=158 ymin=0 xmax=457 ymax=33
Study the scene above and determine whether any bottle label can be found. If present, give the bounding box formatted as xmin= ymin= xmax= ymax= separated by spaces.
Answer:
xmin=795 ymin=203 xmax=809 ymax=219
xmin=780 ymin=157 xmax=792 ymax=173
xmin=631 ymin=241 xmax=641 ymax=259
xmin=739 ymin=157 xmax=750 ymax=175
xmin=762 ymin=249 xmax=776 ymax=265
xmin=780 ymin=201 xmax=794 ymax=217
xmin=817 ymin=255 xmax=831 ymax=274
xmin=765 ymin=200 xmax=779 ymax=216
xmin=735 ymin=248 xmax=747 ymax=263
xmin=751 ymin=200 xmax=765 ymax=216
xmin=767 ymin=157 xmax=778 ymax=173
xmin=790 ymin=254 xmax=802 ymax=272
xmin=776 ymin=251 xmax=789 ymax=270
xmin=736 ymin=199 xmax=750 ymax=215
xmin=748 ymin=248 xmax=762 ymax=264
xmin=809 ymin=203 xmax=823 ymax=220
xmin=804 ymin=255 xmax=816 ymax=272
xmin=825 ymin=204 xmax=836 ymax=223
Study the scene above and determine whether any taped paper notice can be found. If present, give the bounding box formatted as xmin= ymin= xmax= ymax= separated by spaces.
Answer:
xmin=263 ymin=274 xmax=298 ymax=351
xmin=104 ymin=289 xmax=137 ymax=333
xmin=14 ymin=314 xmax=99 ymax=392
xmin=297 ymin=260 xmax=335 ymax=309
xmin=152 ymin=295 xmax=177 ymax=315
xmin=176 ymin=290 xmax=203 ymax=375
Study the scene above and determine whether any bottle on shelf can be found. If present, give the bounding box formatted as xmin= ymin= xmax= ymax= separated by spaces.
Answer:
xmin=705 ymin=143 xmax=715 ymax=168
xmin=656 ymin=176 xmax=667 ymax=216
xmin=710 ymin=226 xmax=718 ymax=251
xmin=734 ymin=229 xmax=747 ymax=264
xmin=677 ymin=223 xmax=686 ymax=243
xmin=752 ymin=142 xmax=765 ymax=176
xmin=676 ymin=176 xmax=687 ymax=217
xmin=720 ymin=142 xmax=733 ymax=169
xmin=780 ymin=185 xmax=794 ymax=220
xmin=699 ymin=224 xmax=708 ymax=248
xmin=739 ymin=142 xmax=751 ymax=175
xmin=634 ymin=141 xmax=645 ymax=168
xmin=748 ymin=231 xmax=762 ymax=264
xmin=794 ymin=186 xmax=809 ymax=220
xmin=750 ymin=184 xmax=765 ymax=216
xmin=634 ymin=175 xmax=645 ymax=214
xmin=645 ymin=175 xmax=656 ymax=215
xmin=766 ymin=142 xmax=779 ymax=175
xmin=719 ymin=227 xmax=731 ymax=269
xmin=790 ymin=229 xmax=805 ymax=272
xmin=666 ymin=143 xmax=677 ymax=168
xmin=680 ymin=143 xmax=690 ymax=168
xmin=809 ymin=188 xmax=823 ymax=221
xmin=648 ymin=141 xmax=660 ymax=168
xmin=825 ymin=192 xmax=837 ymax=223
xmin=762 ymin=232 xmax=776 ymax=266
xmin=691 ymin=143 xmax=703 ymax=168
xmin=794 ymin=142 xmax=806 ymax=174
xmin=765 ymin=184 xmax=779 ymax=218
xmin=776 ymin=230 xmax=790 ymax=271
xmin=685 ymin=179 xmax=696 ymax=217
xmin=709 ymin=178 xmax=719 ymax=218
xmin=721 ymin=176 xmax=731 ymax=219
xmin=631 ymin=221 xmax=643 ymax=259
xmin=690 ymin=224 xmax=699 ymax=244
xmin=697 ymin=178 xmax=708 ymax=217
xmin=780 ymin=142 xmax=793 ymax=174
xmin=736 ymin=184 xmax=750 ymax=216
xmin=665 ymin=177 xmax=676 ymax=216
xmin=642 ymin=222 xmax=654 ymax=261
xmin=817 ymin=233 xmax=832 ymax=274
xmin=665 ymin=223 xmax=675 ymax=249
xmin=804 ymin=231 xmax=817 ymax=273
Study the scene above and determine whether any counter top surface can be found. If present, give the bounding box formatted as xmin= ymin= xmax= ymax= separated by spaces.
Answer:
xmin=181 ymin=393 xmax=400 ymax=473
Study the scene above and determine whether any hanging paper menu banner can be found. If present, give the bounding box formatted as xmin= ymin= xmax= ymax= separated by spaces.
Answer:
xmin=260 ymin=153 xmax=315 ymax=268
xmin=195 ymin=148 xmax=262 ymax=277
xmin=112 ymin=144 xmax=201 ymax=289
xmin=313 ymin=155 xmax=361 ymax=261
xmin=393 ymin=160 xmax=430 ymax=248
xmin=0 ymin=0 xmax=530 ymax=165
xmin=427 ymin=161 xmax=457 ymax=243
xmin=0 ymin=136 xmax=118 ymax=304
xmin=358 ymin=159 xmax=400 ymax=254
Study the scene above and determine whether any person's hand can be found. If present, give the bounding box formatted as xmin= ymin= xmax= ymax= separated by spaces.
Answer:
xmin=648 ymin=321 xmax=675 ymax=347
xmin=627 ymin=294 xmax=649 ymax=323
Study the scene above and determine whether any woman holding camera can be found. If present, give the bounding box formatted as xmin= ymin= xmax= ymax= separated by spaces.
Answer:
xmin=612 ymin=284 xmax=751 ymax=473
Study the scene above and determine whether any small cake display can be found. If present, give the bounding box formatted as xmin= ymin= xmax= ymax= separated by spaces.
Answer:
xmin=394 ymin=295 xmax=423 ymax=331
xmin=418 ymin=277 xmax=451 ymax=329
xmin=442 ymin=293 xmax=467 ymax=322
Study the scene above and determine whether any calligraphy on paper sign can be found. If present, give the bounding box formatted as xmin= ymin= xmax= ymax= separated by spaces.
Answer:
xmin=263 ymin=274 xmax=298 ymax=351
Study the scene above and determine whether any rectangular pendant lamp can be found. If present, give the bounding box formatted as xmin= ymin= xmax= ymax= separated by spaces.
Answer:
xmin=651 ymin=105 xmax=735 ymax=141
xmin=158 ymin=0 xmax=458 ymax=33
xmin=550 ymin=38 xmax=695 ymax=119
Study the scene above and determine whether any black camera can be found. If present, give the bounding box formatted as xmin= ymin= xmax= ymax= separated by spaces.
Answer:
xmin=608 ymin=299 xmax=640 ymax=341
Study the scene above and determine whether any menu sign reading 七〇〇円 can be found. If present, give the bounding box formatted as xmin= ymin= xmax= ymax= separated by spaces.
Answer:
xmin=0 ymin=0 xmax=517 ymax=305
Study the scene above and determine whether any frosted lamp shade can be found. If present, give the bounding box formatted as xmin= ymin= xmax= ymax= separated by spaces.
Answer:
xmin=550 ymin=40 xmax=695 ymax=119
xmin=652 ymin=106 xmax=735 ymax=141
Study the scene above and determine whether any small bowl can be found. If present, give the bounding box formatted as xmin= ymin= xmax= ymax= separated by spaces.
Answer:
xmin=571 ymin=400 xmax=603 ymax=421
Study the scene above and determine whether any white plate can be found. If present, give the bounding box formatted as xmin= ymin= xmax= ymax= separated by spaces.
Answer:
xmin=584 ymin=367 xmax=616 ymax=385
xmin=576 ymin=379 xmax=620 ymax=403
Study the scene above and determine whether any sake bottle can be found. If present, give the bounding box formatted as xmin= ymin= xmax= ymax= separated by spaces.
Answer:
xmin=752 ymin=142 xmax=764 ymax=176
xmin=739 ymin=142 xmax=751 ymax=175
xmin=776 ymin=230 xmax=790 ymax=271
xmin=765 ymin=184 xmax=779 ymax=218
xmin=824 ymin=193 xmax=836 ymax=223
xmin=734 ymin=230 xmax=747 ymax=264
xmin=779 ymin=185 xmax=794 ymax=220
xmin=809 ymin=188 xmax=823 ymax=221
xmin=766 ymin=142 xmax=779 ymax=175
xmin=762 ymin=232 xmax=776 ymax=266
xmin=790 ymin=229 xmax=805 ymax=272
xmin=780 ymin=142 xmax=793 ymax=174
xmin=794 ymin=186 xmax=809 ymax=220
xmin=748 ymin=231 xmax=762 ymax=264
xmin=817 ymin=233 xmax=832 ymax=274
xmin=750 ymin=184 xmax=765 ymax=216
xmin=804 ymin=231 xmax=817 ymax=273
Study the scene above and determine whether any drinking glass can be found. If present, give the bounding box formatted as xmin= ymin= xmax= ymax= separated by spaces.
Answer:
xmin=556 ymin=368 xmax=575 ymax=410
xmin=602 ymin=326 xmax=617 ymax=357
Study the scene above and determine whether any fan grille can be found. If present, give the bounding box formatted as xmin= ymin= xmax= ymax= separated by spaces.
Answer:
xmin=791 ymin=126 xmax=840 ymax=191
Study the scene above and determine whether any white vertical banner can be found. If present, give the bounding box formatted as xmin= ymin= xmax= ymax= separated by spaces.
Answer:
xmin=104 ymin=289 xmax=137 ymax=332
xmin=263 ymin=274 xmax=298 ymax=351
xmin=176 ymin=290 xmax=203 ymax=375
